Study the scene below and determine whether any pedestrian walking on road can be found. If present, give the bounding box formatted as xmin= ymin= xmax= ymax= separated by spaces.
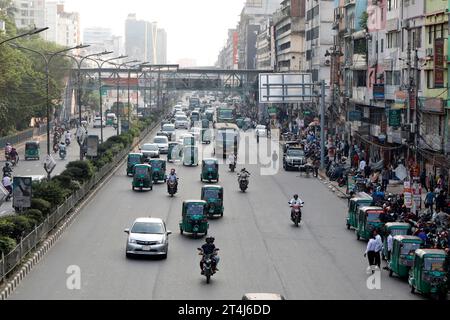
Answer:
xmin=272 ymin=150 xmax=279 ymax=171
xmin=365 ymin=233 xmax=378 ymax=273
xmin=420 ymin=169 xmax=428 ymax=192
xmin=374 ymin=230 xmax=383 ymax=269
xmin=425 ymin=190 xmax=435 ymax=214
xmin=381 ymin=167 xmax=390 ymax=192
xmin=384 ymin=231 xmax=394 ymax=270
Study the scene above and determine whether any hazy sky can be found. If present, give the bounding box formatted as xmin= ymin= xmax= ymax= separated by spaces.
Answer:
xmin=63 ymin=0 xmax=246 ymax=66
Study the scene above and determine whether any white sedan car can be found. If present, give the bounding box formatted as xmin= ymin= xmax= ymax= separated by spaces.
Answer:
xmin=140 ymin=143 xmax=160 ymax=158
xmin=153 ymin=136 xmax=169 ymax=154
xmin=255 ymin=125 xmax=267 ymax=137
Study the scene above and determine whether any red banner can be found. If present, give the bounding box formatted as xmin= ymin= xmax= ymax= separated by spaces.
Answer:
xmin=233 ymin=32 xmax=238 ymax=66
xmin=434 ymin=38 xmax=445 ymax=87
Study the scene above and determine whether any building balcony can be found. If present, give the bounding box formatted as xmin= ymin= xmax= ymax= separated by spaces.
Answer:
xmin=351 ymin=87 xmax=367 ymax=104
xmin=351 ymin=54 xmax=367 ymax=70
xmin=344 ymin=0 xmax=356 ymax=7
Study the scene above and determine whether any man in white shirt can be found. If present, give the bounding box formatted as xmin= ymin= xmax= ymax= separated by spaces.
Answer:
xmin=359 ymin=159 xmax=367 ymax=173
xmin=384 ymin=231 xmax=394 ymax=270
xmin=374 ymin=230 xmax=383 ymax=269
xmin=2 ymin=175 xmax=12 ymax=199
xmin=364 ymin=234 xmax=378 ymax=273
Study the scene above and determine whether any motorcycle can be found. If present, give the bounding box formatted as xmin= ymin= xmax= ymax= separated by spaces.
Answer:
xmin=167 ymin=179 xmax=178 ymax=197
xmin=59 ymin=148 xmax=67 ymax=160
xmin=198 ymin=248 xmax=219 ymax=284
xmin=290 ymin=202 xmax=304 ymax=227
xmin=9 ymin=154 xmax=18 ymax=167
xmin=238 ymin=172 xmax=250 ymax=192
xmin=4 ymin=150 xmax=11 ymax=162
xmin=229 ymin=162 xmax=236 ymax=172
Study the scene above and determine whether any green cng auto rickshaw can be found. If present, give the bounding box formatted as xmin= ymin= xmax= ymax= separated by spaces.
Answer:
xmin=24 ymin=141 xmax=40 ymax=160
xmin=389 ymin=235 xmax=422 ymax=278
xmin=346 ymin=193 xmax=373 ymax=230
xmin=183 ymin=145 xmax=199 ymax=166
xmin=356 ymin=206 xmax=385 ymax=241
xmin=149 ymin=159 xmax=167 ymax=183
xmin=167 ymin=142 xmax=182 ymax=163
xmin=408 ymin=249 xmax=448 ymax=299
xmin=132 ymin=164 xmax=153 ymax=191
xmin=382 ymin=222 xmax=411 ymax=259
xmin=179 ymin=200 xmax=209 ymax=237
xmin=201 ymin=119 xmax=210 ymax=129
xmin=236 ymin=117 xmax=245 ymax=129
xmin=201 ymin=128 xmax=212 ymax=144
xmin=201 ymin=185 xmax=224 ymax=217
xmin=126 ymin=153 xmax=144 ymax=176
xmin=201 ymin=158 xmax=219 ymax=182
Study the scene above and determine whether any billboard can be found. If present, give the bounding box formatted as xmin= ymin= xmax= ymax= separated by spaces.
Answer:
xmin=86 ymin=135 xmax=99 ymax=157
xmin=434 ymin=38 xmax=445 ymax=88
xmin=259 ymin=73 xmax=312 ymax=103
xmin=13 ymin=177 xmax=32 ymax=209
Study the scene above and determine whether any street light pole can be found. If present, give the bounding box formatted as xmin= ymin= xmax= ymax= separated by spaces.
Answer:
xmin=0 ymin=27 xmax=48 ymax=46
xmin=10 ymin=43 xmax=89 ymax=179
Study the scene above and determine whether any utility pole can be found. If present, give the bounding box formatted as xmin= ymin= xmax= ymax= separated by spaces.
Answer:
xmin=320 ymin=80 xmax=326 ymax=169
xmin=414 ymin=49 xmax=419 ymax=162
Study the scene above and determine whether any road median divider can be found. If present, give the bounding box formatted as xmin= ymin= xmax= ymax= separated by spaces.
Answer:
xmin=0 ymin=111 xmax=165 ymax=296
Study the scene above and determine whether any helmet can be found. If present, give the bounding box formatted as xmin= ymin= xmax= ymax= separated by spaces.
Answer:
xmin=293 ymin=194 xmax=299 ymax=199
xmin=170 ymin=168 xmax=176 ymax=174
xmin=5 ymin=162 xmax=10 ymax=167
xmin=205 ymin=236 xmax=215 ymax=244
xmin=6 ymin=143 xmax=10 ymax=146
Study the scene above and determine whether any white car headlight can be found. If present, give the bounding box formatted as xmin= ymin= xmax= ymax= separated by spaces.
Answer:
xmin=129 ymin=238 xmax=137 ymax=244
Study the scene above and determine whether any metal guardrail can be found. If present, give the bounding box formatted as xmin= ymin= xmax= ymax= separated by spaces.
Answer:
xmin=0 ymin=129 xmax=34 ymax=149
xmin=0 ymin=118 xmax=160 ymax=283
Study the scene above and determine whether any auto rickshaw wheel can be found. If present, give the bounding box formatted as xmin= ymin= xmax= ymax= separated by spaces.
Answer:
xmin=356 ymin=233 xmax=360 ymax=240
xmin=389 ymin=270 xmax=393 ymax=277
xmin=180 ymin=228 xmax=183 ymax=235
xmin=346 ymin=224 xmax=350 ymax=230
xmin=410 ymin=285 xmax=415 ymax=294
xmin=132 ymin=187 xmax=135 ymax=191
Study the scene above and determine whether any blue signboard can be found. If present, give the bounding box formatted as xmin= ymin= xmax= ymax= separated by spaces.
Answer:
xmin=373 ymin=84 xmax=385 ymax=100
xmin=348 ymin=111 xmax=363 ymax=121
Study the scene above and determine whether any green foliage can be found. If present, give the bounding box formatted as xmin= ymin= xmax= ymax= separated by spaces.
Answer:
xmin=360 ymin=12 xmax=368 ymax=30
xmin=30 ymin=198 xmax=51 ymax=216
xmin=0 ymin=219 xmax=15 ymax=238
xmin=0 ymin=236 xmax=17 ymax=255
xmin=66 ymin=161 xmax=94 ymax=181
xmin=23 ymin=209 xmax=44 ymax=225
xmin=32 ymin=180 xmax=69 ymax=208
xmin=2 ymin=216 xmax=34 ymax=240
xmin=0 ymin=12 xmax=73 ymax=136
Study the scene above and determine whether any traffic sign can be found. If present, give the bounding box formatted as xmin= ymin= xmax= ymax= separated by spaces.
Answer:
xmin=44 ymin=155 xmax=56 ymax=174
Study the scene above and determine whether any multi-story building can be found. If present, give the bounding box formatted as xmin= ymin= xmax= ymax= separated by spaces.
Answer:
xmin=237 ymin=0 xmax=280 ymax=69
xmin=12 ymin=0 xmax=45 ymax=30
xmin=42 ymin=2 xmax=80 ymax=48
xmin=83 ymin=27 xmax=124 ymax=57
xmin=156 ymin=28 xmax=167 ymax=64
xmin=216 ymin=29 xmax=238 ymax=70
xmin=125 ymin=14 xmax=166 ymax=65
xmin=272 ymin=0 xmax=305 ymax=72
xmin=255 ymin=18 xmax=273 ymax=70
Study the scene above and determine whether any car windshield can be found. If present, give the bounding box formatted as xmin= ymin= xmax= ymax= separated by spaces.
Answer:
xmin=204 ymin=189 xmax=220 ymax=199
xmin=186 ymin=203 xmax=205 ymax=216
xmin=142 ymin=144 xmax=158 ymax=151
xmin=26 ymin=143 xmax=38 ymax=150
xmin=154 ymin=138 xmax=167 ymax=144
xmin=151 ymin=161 xmax=163 ymax=168
xmin=129 ymin=155 xmax=141 ymax=162
xmin=204 ymin=160 xmax=216 ymax=166
xmin=391 ymin=228 xmax=408 ymax=236
xmin=423 ymin=257 xmax=445 ymax=271
xmin=256 ymin=126 xmax=266 ymax=130
xmin=219 ymin=109 xmax=233 ymax=118
xmin=134 ymin=166 xmax=148 ymax=175
xmin=367 ymin=211 xmax=382 ymax=222
xmin=287 ymin=149 xmax=304 ymax=157
xmin=131 ymin=222 xmax=164 ymax=234
xmin=162 ymin=125 xmax=175 ymax=132
xmin=400 ymin=243 xmax=421 ymax=256
xmin=176 ymin=116 xmax=187 ymax=121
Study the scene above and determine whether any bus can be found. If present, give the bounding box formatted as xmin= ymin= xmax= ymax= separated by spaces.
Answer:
xmin=189 ymin=97 xmax=200 ymax=110
xmin=217 ymin=106 xmax=235 ymax=123
xmin=214 ymin=123 xmax=239 ymax=159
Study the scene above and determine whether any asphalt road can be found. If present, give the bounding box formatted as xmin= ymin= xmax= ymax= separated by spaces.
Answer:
xmin=8 ymin=128 xmax=422 ymax=300
xmin=0 ymin=125 xmax=117 ymax=216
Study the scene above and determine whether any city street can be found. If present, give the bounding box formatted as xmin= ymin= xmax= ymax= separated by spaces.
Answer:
xmin=0 ymin=125 xmax=117 ymax=216
xmin=8 ymin=128 xmax=422 ymax=300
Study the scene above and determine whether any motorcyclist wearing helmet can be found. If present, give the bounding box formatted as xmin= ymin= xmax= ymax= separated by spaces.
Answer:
xmin=167 ymin=168 xmax=178 ymax=191
xmin=238 ymin=168 xmax=250 ymax=180
xmin=5 ymin=143 xmax=12 ymax=159
xmin=200 ymin=236 xmax=220 ymax=273
xmin=289 ymin=194 xmax=304 ymax=220
xmin=2 ymin=162 xmax=13 ymax=176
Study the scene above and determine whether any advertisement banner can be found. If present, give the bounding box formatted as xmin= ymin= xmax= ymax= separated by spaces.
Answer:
xmin=12 ymin=177 xmax=32 ymax=209
xmin=403 ymin=181 xmax=412 ymax=209
xmin=389 ymin=109 xmax=402 ymax=127
xmin=86 ymin=135 xmax=99 ymax=157
xmin=411 ymin=181 xmax=422 ymax=214
xmin=434 ymin=38 xmax=445 ymax=87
